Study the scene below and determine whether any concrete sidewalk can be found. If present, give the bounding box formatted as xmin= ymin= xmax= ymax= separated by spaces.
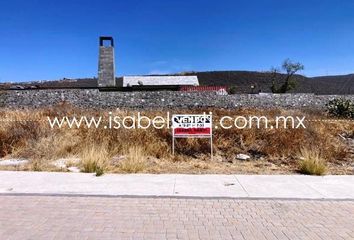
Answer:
xmin=0 ymin=171 xmax=354 ymax=199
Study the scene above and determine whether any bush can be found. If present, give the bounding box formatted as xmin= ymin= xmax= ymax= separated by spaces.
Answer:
xmin=326 ymin=98 xmax=354 ymax=119
xmin=80 ymin=144 xmax=109 ymax=173
xmin=95 ymin=165 xmax=105 ymax=176
xmin=298 ymin=148 xmax=327 ymax=175
xmin=227 ymin=86 xmax=237 ymax=94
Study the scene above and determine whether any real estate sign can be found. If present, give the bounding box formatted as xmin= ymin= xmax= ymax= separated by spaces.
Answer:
xmin=171 ymin=114 xmax=213 ymax=158
xmin=172 ymin=114 xmax=212 ymax=136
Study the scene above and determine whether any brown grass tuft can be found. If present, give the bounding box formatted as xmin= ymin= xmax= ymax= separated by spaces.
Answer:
xmin=298 ymin=148 xmax=327 ymax=175
xmin=119 ymin=146 xmax=146 ymax=173
xmin=80 ymin=144 xmax=110 ymax=174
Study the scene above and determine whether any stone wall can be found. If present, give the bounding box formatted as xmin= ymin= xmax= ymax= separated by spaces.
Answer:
xmin=1 ymin=89 xmax=354 ymax=109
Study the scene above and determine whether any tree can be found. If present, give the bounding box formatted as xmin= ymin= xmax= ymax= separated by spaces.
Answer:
xmin=228 ymin=86 xmax=237 ymax=94
xmin=270 ymin=59 xmax=304 ymax=93
xmin=269 ymin=67 xmax=280 ymax=93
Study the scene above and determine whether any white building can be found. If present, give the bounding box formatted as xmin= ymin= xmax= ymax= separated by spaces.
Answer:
xmin=122 ymin=76 xmax=199 ymax=87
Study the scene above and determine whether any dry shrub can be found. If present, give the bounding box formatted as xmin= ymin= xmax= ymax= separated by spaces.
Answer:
xmin=174 ymin=138 xmax=212 ymax=156
xmin=119 ymin=146 xmax=146 ymax=173
xmin=30 ymin=158 xmax=44 ymax=171
xmin=0 ymin=106 xmax=351 ymax=174
xmin=80 ymin=144 xmax=110 ymax=173
xmin=298 ymin=148 xmax=327 ymax=175
xmin=0 ymin=120 xmax=41 ymax=157
xmin=259 ymin=128 xmax=307 ymax=157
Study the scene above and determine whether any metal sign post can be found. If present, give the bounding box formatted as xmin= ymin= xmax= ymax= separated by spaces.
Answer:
xmin=172 ymin=113 xmax=213 ymax=160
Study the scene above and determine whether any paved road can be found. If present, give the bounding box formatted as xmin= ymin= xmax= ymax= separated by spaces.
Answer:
xmin=0 ymin=195 xmax=353 ymax=240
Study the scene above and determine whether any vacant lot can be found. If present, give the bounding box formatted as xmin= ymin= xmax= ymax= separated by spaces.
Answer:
xmin=0 ymin=104 xmax=353 ymax=174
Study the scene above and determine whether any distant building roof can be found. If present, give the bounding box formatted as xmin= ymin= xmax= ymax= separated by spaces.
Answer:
xmin=122 ymin=76 xmax=199 ymax=87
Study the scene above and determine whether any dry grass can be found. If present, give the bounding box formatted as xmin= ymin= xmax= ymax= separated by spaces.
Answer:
xmin=80 ymin=144 xmax=110 ymax=174
xmin=298 ymin=148 xmax=327 ymax=175
xmin=0 ymin=104 xmax=352 ymax=174
xmin=119 ymin=146 xmax=146 ymax=173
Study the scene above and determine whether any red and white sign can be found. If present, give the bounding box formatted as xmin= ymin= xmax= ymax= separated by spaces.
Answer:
xmin=172 ymin=114 xmax=212 ymax=137
xmin=171 ymin=114 xmax=213 ymax=157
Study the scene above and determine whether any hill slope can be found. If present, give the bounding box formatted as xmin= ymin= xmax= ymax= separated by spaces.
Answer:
xmin=1 ymin=71 xmax=353 ymax=94
xmin=186 ymin=71 xmax=354 ymax=94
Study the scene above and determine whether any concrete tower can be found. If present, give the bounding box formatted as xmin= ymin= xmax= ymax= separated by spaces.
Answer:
xmin=98 ymin=36 xmax=115 ymax=88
